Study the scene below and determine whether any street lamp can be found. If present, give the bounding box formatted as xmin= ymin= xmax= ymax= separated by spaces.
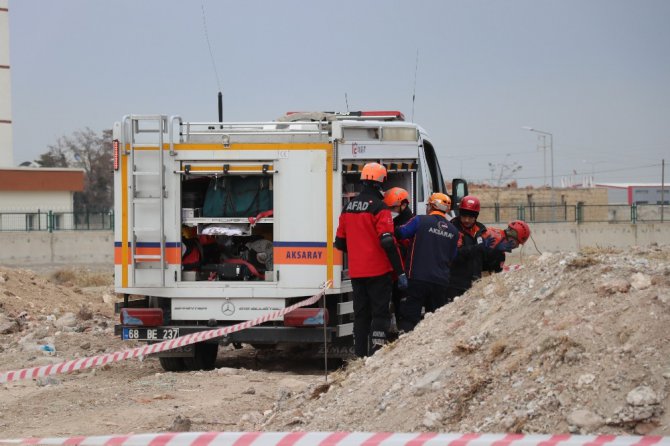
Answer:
xmin=522 ymin=127 xmax=554 ymax=190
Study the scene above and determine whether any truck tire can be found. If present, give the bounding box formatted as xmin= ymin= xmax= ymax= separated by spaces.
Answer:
xmin=158 ymin=356 xmax=186 ymax=372
xmin=183 ymin=342 xmax=218 ymax=371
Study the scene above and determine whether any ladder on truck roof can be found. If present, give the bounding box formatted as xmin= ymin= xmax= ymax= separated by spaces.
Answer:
xmin=123 ymin=115 xmax=168 ymax=287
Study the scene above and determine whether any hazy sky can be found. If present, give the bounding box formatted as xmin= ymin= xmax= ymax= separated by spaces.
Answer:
xmin=8 ymin=0 xmax=670 ymax=186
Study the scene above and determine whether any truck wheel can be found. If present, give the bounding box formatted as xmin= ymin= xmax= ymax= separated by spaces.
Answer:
xmin=158 ymin=356 xmax=186 ymax=372
xmin=183 ymin=342 xmax=218 ymax=371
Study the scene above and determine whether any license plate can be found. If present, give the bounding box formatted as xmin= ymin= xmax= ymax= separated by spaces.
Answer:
xmin=122 ymin=327 xmax=180 ymax=341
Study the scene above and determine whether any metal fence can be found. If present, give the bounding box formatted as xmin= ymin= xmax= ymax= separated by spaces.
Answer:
xmin=0 ymin=210 xmax=114 ymax=232
xmin=479 ymin=203 xmax=667 ymax=224
xmin=0 ymin=204 xmax=666 ymax=231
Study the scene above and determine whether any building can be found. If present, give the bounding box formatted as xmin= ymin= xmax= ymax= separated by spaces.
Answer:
xmin=596 ymin=183 xmax=670 ymax=205
xmin=0 ymin=167 xmax=84 ymax=230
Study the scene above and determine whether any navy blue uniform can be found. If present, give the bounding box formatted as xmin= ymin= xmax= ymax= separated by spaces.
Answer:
xmin=445 ymin=218 xmax=489 ymax=303
xmin=395 ymin=213 xmax=459 ymax=331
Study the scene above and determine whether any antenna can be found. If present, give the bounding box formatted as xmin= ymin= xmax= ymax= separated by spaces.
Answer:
xmin=345 ymin=93 xmax=350 ymax=112
xmin=411 ymin=49 xmax=419 ymax=122
xmin=201 ymin=1 xmax=223 ymax=119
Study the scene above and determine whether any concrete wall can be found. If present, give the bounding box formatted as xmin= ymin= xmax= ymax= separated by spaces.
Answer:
xmin=0 ymin=231 xmax=113 ymax=267
xmin=469 ymin=186 xmax=609 ymax=206
xmin=526 ymin=222 xmax=670 ymax=252
xmin=0 ymin=224 xmax=668 ymax=269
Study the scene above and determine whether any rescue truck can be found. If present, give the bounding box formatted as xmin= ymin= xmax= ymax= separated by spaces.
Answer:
xmin=113 ymin=110 xmax=467 ymax=371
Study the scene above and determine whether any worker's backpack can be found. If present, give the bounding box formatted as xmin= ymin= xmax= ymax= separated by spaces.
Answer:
xmin=202 ymin=176 xmax=272 ymax=218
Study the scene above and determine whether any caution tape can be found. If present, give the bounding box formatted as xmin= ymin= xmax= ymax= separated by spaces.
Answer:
xmin=502 ymin=264 xmax=524 ymax=272
xmin=0 ymin=282 xmax=331 ymax=384
xmin=0 ymin=432 xmax=667 ymax=446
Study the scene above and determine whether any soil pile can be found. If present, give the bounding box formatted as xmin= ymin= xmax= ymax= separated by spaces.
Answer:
xmin=259 ymin=246 xmax=670 ymax=435
xmin=1 ymin=246 xmax=669 ymax=437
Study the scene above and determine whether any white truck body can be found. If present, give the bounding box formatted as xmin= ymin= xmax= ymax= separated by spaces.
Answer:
xmin=112 ymin=112 xmax=462 ymax=370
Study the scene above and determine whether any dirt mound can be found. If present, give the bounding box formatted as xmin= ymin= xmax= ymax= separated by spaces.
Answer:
xmin=259 ymin=246 xmax=670 ymax=435
xmin=0 ymin=266 xmax=116 ymax=373
xmin=1 ymin=248 xmax=669 ymax=438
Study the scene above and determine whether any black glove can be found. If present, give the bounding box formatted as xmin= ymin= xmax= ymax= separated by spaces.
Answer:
xmin=397 ymin=273 xmax=409 ymax=290
xmin=496 ymin=240 xmax=514 ymax=253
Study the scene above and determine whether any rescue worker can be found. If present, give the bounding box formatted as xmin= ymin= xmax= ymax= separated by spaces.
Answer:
xmin=394 ymin=193 xmax=459 ymax=332
xmin=483 ymin=220 xmax=531 ymax=273
xmin=334 ymin=162 xmax=407 ymax=358
xmin=384 ymin=187 xmax=414 ymax=227
xmin=383 ymin=187 xmax=414 ymax=335
xmin=444 ymin=195 xmax=491 ymax=303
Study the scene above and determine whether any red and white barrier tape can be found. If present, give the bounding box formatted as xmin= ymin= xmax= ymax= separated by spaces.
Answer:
xmin=0 ymin=282 xmax=331 ymax=384
xmin=502 ymin=264 xmax=523 ymax=272
xmin=0 ymin=432 xmax=666 ymax=446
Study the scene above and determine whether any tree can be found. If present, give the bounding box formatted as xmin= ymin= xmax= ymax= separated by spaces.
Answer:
xmin=36 ymin=128 xmax=113 ymax=212
xmin=488 ymin=156 xmax=523 ymax=203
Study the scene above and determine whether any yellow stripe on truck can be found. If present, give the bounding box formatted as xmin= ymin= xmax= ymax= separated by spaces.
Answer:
xmin=326 ymin=144 xmax=334 ymax=284
xmin=125 ymin=143 xmax=332 ymax=151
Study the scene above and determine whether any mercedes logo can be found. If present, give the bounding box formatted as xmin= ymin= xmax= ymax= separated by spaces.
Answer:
xmin=221 ymin=301 xmax=235 ymax=316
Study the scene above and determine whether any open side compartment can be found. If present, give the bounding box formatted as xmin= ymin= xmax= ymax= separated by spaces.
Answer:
xmin=340 ymin=159 xmax=418 ymax=278
xmin=178 ymin=162 xmax=275 ymax=282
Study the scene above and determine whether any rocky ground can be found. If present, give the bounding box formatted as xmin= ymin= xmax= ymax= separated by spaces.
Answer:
xmin=1 ymin=245 xmax=669 ymax=439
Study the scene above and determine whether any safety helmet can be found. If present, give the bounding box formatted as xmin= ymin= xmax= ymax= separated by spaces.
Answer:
xmin=506 ymin=220 xmax=531 ymax=244
xmin=459 ymin=195 xmax=481 ymax=213
xmin=360 ymin=162 xmax=387 ymax=183
xmin=428 ymin=192 xmax=452 ymax=213
xmin=383 ymin=187 xmax=409 ymax=207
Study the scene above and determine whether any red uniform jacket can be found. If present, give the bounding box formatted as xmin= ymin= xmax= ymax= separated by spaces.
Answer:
xmin=335 ymin=187 xmax=395 ymax=278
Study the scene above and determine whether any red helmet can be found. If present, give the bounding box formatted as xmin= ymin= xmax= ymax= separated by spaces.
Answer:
xmin=507 ymin=220 xmax=531 ymax=244
xmin=428 ymin=192 xmax=451 ymax=213
xmin=459 ymin=195 xmax=480 ymax=214
xmin=360 ymin=162 xmax=387 ymax=183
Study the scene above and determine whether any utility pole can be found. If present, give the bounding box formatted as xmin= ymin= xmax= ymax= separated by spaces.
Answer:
xmin=662 ymin=158 xmax=665 ymax=223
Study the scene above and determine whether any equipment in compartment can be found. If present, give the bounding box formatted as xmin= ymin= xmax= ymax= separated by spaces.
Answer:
xmin=181 ymin=228 xmax=274 ymax=282
xmin=202 ymin=175 xmax=273 ymax=218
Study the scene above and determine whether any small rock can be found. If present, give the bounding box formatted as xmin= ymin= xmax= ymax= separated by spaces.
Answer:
xmin=412 ymin=367 xmax=445 ymax=396
xmin=55 ymin=312 xmax=77 ymax=329
xmin=577 ymin=373 xmax=596 ymax=388
xmin=634 ymin=421 xmax=658 ymax=435
xmin=242 ymin=387 xmax=256 ymax=395
xmin=422 ymin=411 xmax=441 ymax=428
xmin=567 ymin=409 xmax=604 ymax=430
xmin=80 ymin=342 xmax=91 ymax=350
xmin=77 ymin=306 xmax=93 ymax=321
xmin=596 ymin=279 xmax=631 ymax=296
xmin=630 ymin=273 xmax=652 ymax=290
xmin=0 ymin=314 xmax=19 ymax=334
xmin=626 ymin=386 xmax=659 ymax=406
xmin=168 ymin=415 xmax=191 ymax=432
xmin=36 ymin=376 xmax=61 ymax=387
